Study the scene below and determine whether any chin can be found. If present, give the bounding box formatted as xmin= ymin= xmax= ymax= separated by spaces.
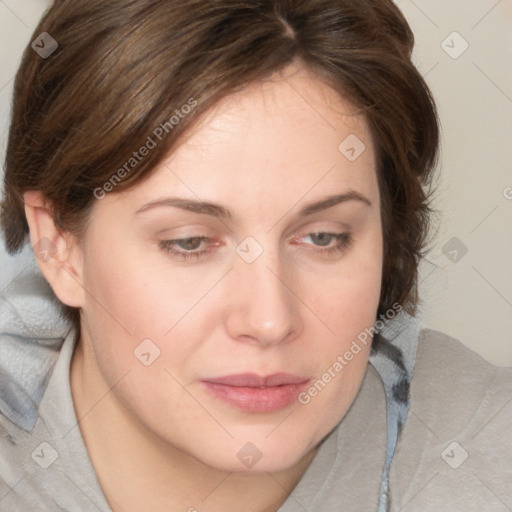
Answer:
xmin=183 ymin=432 xmax=316 ymax=475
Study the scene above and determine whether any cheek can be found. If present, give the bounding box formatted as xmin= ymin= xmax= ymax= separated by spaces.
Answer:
xmin=81 ymin=238 xmax=170 ymax=332
xmin=295 ymin=229 xmax=382 ymax=428
xmin=295 ymin=272 xmax=380 ymax=440
xmin=308 ymin=225 xmax=383 ymax=337
xmin=79 ymin=237 xmax=221 ymax=389
xmin=296 ymin=341 xmax=371 ymax=448
xmin=79 ymin=240 xmax=166 ymax=373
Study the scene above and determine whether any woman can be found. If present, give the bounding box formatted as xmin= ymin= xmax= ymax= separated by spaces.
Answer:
xmin=1 ymin=1 xmax=510 ymax=511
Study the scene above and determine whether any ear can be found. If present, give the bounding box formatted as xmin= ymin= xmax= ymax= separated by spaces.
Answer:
xmin=23 ymin=191 xmax=85 ymax=308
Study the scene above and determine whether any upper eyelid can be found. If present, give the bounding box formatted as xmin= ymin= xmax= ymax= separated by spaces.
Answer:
xmin=158 ymin=220 xmax=352 ymax=238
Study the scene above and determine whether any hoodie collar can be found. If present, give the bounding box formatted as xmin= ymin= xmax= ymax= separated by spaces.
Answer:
xmin=369 ymin=311 xmax=420 ymax=512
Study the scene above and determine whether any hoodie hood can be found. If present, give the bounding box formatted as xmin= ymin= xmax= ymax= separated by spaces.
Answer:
xmin=369 ymin=312 xmax=420 ymax=511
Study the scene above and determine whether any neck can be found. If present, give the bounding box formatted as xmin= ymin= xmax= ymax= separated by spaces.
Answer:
xmin=70 ymin=338 xmax=318 ymax=512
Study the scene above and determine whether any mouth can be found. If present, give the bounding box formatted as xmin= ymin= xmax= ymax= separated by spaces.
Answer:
xmin=200 ymin=373 xmax=311 ymax=413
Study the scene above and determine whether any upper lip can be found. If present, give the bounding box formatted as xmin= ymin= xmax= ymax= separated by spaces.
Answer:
xmin=202 ymin=373 xmax=310 ymax=387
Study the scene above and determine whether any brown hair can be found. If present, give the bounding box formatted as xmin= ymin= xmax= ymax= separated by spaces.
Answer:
xmin=1 ymin=0 xmax=439 ymax=330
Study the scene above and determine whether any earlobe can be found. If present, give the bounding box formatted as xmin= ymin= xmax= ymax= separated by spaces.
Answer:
xmin=23 ymin=191 xmax=85 ymax=308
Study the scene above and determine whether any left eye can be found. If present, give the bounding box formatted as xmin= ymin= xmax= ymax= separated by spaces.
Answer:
xmin=294 ymin=232 xmax=353 ymax=256
xmin=305 ymin=232 xmax=337 ymax=246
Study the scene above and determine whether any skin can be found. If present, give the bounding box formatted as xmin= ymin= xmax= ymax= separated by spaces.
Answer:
xmin=25 ymin=63 xmax=383 ymax=511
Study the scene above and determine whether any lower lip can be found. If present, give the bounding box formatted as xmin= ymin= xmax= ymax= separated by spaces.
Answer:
xmin=201 ymin=381 xmax=310 ymax=413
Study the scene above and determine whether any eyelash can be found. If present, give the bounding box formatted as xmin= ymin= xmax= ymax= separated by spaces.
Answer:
xmin=158 ymin=232 xmax=353 ymax=262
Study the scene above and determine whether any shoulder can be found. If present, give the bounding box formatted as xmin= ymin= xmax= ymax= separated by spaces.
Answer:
xmin=390 ymin=328 xmax=512 ymax=511
xmin=0 ymin=329 xmax=110 ymax=511
xmin=415 ymin=326 xmax=502 ymax=375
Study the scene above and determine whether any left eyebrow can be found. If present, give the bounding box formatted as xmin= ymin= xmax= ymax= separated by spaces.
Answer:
xmin=297 ymin=191 xmax=372 ymax=217
xmin=134 ymin=190 xmax=372 ymax=219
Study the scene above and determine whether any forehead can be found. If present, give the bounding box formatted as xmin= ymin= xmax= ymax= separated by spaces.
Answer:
xmin=104 ymin=64 xmax=378 ymax=217
xmin=176 ymin=63 xmax=372 ymax=163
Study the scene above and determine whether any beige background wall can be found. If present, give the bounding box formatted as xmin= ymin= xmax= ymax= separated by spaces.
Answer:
xmin=0 ymin=0 xmax=511 ymax=365
xmin=394 ymin=0 xmax=512 ymax=366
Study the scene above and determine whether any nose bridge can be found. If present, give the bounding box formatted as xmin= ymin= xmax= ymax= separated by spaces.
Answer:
xmin=226 ymin=240 xmax=300 ymax=346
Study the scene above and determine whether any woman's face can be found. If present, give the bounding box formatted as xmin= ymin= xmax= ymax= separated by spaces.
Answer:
xmin=76 ymin=64 xmax=383 ymax=473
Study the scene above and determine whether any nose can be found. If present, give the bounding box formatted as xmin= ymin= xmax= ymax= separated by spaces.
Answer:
xmin=224 ymin=244 xmax=302 ymax=347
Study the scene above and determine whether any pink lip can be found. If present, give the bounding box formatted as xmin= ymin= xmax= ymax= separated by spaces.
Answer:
xmin=201 ymin=373 xmax=310 ymax=413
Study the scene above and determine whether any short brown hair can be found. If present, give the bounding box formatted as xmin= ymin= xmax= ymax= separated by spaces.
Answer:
xmin=1 ymin=0 xmax=439 ymax=330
